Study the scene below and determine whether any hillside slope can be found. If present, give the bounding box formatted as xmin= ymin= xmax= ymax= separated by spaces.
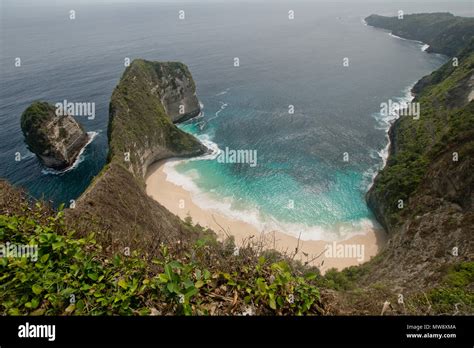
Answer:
xmin=365 ymin=13 xmax=474 ymax=56
xmin=0 ymin=179 xmax=328 ymax=316
xmin=364 ymin=14 xmax=474 ymax=291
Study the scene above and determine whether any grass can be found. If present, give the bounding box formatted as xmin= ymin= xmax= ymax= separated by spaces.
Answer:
xmin=404 ymin=262 xmax=474 ymax=315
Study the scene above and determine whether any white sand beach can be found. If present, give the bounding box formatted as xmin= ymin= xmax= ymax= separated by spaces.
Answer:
xmin=146 ymin=160 xmax=387 ymax=273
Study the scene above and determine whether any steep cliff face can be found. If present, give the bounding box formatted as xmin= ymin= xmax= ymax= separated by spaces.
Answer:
xmin=108 ymin=59 xmax=206 ymax=180
xmin=412 ymin=39 xmax=474 ymax=106
xmin=365 ymin=13 xmax=474 ymax=56
xmin=20 ymin=102 xmax=89 ymax=170
xmin=152 ymin=61 xmax=201 ymax=123
xmin=364 ymin=16 xmax=474 ymax=289
xmin=66 ymin=60 xmax=207 ymax=250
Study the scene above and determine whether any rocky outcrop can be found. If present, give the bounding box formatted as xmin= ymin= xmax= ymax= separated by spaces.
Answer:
xmin=21 ymin=101 xmax=89 ymax=170
xmin=108 ymin=59 xmax=207 ymax=179
xmin=151 ymin=61 xmax=201 ymax=123
xmin=66 ymin=59 xmax=207 ymax=250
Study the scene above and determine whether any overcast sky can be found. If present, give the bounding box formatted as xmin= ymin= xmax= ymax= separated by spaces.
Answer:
xmin=3 ymin=0 xmax=474 ymax=3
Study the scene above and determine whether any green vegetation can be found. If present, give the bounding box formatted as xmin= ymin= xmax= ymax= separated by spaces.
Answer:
xmin=405 ymin=262 xmax=474 ymax=314
xmin=318 ymin=266 xmax=370 ymax=291
xmin=0 ymin=195 xmax=324 ymax=316
xmin=21 ymin=101 xmax=52 ymax=133
xmin=368 ymin=42 xmax=474 ymax=228
xmin=7 ymin=28 xmax=473 ymax=316
xmin=108 ymin=59 xmax=205 ymax=179
xmin=365 ymin=13 xmax=474 ymax=56
xmin=20 ymin=102 xmax=56 ymax=155
xmin=311 ymin=261 xmax=473 ymax=315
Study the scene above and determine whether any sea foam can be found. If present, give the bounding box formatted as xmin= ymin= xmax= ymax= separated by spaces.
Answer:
xmin=41 ymin=131 xmax=99 ymax=175
xmin=163 ymin=154 xmax=377 ymax=242
xmin=365 ymin=83 xmax=415 ymax=190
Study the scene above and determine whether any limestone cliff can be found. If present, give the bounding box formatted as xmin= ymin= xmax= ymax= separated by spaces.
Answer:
xmin=151 ymin=61 xmax=201 ymax=123
xmin=66 ymin=60 xmax=207 ymax=250
xmin=363 ymin=15 xmax=474 ymax=290
xmin=21 ymin=101 xmax=89 ymax=170
xmin=107 ymin=59 xmax=206 ymax=180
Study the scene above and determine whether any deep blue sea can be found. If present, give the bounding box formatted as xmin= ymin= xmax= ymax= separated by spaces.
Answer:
xmin=1 ymin=1 xmax=470 ymax=239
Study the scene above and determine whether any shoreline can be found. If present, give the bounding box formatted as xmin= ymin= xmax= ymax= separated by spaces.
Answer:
xmin=365 ymin=83 xmax=415 ymax=193
xmin=145 ymin=160 xmax=387 ymax=273
xmin=142 ymin=21 xmax=444 ymax=274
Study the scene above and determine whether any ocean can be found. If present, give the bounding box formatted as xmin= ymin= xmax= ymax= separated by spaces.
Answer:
xmin=1 ymin=1 xmax=469 ymax=240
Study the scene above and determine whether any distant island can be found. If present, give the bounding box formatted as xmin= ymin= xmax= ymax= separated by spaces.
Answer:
xmin=1 ymin=12 xmax=472 ymax=316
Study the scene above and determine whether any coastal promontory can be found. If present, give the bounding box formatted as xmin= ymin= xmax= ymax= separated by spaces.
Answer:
xmin=108 ymin=59 xmax=207 ymax=179
xmin=365 ymin=13 xmax=474 ymax=56
xmin=66 ymin=59 xmax=207 ymax=249
xmin=149 ymin=61 xmax=201 ymax=123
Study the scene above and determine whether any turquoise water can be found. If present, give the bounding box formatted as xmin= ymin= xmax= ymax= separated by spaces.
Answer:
xmin=170 ymin=84 xmax=428 ymax=240
xmin=2 ymin=1 xmax=461 ymax=239
xmin=177 ymin=122 xmax=370 ymax=229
